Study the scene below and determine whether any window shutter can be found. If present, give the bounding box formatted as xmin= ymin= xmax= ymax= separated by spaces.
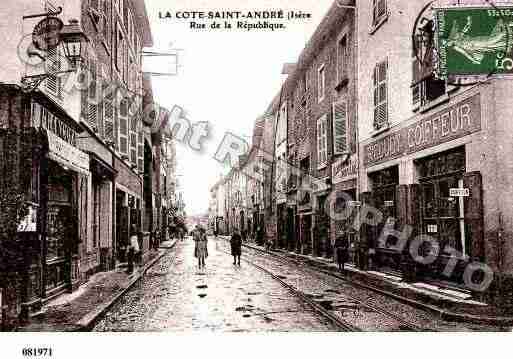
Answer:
xmin=137 ymin=130 xmax=144 ymax=172
xmin=463 ymin=172 xmax=484 ymax=261
xmin=104 ymin=95 xmax=114 ymax=141
xmin=45 ymin=47 xmax=61 ymax=97
xmin=118 ymin=99 xmax=129 ymax=156
xmin=373 ymin=60 xmax=388 ymax=130
xmin=332 ymin=100 xmax=348 ymax=154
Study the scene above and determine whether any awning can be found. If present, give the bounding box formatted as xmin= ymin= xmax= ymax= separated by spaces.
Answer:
xmin=46 ymin=130 xmax=89 ymax=175
xmin=89 ymin=152 xmax=116 ymax=180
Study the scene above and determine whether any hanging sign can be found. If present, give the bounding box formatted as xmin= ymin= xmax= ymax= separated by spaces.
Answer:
xmin=32 ymin=16 xmax=64 ymax=51
xmin=435 ymin=7 xmax=513 ymax=78
xmin=450 ymin=188 xmax=470 ymax=197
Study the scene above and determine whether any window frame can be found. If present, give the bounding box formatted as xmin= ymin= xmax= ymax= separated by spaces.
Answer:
xmin=316 ymin=114 xmax=328 ymax=169
xmin=332 ymin=99 xmax=348 ymax=155
xmin=373 ymin=58 xmax=389 ymax=131
xmin=317 ymin=64 xmax=326 ymax=103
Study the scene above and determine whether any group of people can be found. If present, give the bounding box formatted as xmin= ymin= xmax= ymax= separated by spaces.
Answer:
xmin=191 ymin=226 xmax=243 ymax=269
xmin=186 ymin=225 xmax=350 ymax=273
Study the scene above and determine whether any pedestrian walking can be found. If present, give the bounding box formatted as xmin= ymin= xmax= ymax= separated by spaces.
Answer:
xmin=127 ymin=226 xmax=139 ymax=274
xmin=334 ymin=235 xmax=349 ymax=272
xmin=194 ymin=226 xmax=208 ymax=269
xmin=230 ymin=229 xmax=242 ymax=266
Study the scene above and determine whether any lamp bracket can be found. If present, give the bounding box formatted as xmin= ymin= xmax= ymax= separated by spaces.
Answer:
xmin=23 ymin=6 xmax=63 ymax=20
xmin=21 ymin=70 xmax=74 ymax=93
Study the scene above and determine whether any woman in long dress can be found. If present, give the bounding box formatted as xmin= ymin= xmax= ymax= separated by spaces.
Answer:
xmin=194 ymin=226 xmax=208 ymax=269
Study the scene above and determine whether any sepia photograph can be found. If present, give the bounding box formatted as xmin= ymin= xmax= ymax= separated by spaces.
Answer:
xmin=1 ymin=0 xmax=513 ymax=357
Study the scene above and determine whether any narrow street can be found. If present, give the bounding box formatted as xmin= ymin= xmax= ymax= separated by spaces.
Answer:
xmin=93 ymin=238 xmax=338 ymax=332
xmin=93 ymin=238 xmax=502 ymax=332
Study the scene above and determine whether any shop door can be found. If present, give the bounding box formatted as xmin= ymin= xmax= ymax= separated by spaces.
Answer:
xmin=417 ymin=148 xmax=468 ymax=284
xmin=301 ymin=215 xmax=312 ymax=255
xmin=45 ymin=164 xmax=74 ymax=295
xmin=369 ymin=167 xmax=401 ymax=274
xmin=116 ymin=191 xmax=129 ymax=262
xmin=333 ymin=190 xmax=357 ymax=264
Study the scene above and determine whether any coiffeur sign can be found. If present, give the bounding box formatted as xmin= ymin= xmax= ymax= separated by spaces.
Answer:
xmin=364 ymin=94 xmax=481 ymax=167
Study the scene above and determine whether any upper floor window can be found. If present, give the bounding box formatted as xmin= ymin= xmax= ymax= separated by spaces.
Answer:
xmin=316 ymin=115 xmax=328 ymax=168
xmin=332 ymin=100 xmax=348 ymax=155
xmin=412 ymin=20 xmax=449 ymax=109
xmin=372 ymin=0 xmax=387 ymax=26
xmin=318 ymin=64 xmax=326 ymax=103
xmin=338 ymin=34 xmax=348 ymax=79
xmin=373 ymin=59 xmax=388 ymax=131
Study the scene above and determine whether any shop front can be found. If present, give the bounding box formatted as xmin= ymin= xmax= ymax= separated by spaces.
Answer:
xmin=312 ymin=177 xmax=331 ymax=258
xmin=361 ymin=92 xmax=484 ymax=285
xmin=30 ymin=98 xmax=89 ymax=307
xmin=331 ymin=155 xmax=359 ymax=265
xmin=114 ymin=158 xmax=143 ymax=264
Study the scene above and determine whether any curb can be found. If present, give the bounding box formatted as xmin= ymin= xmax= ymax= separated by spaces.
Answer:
xmin=236 ymin=240 xmax=513 ymax=327
xmin=74 ymin=239 xmax=179 ymax=331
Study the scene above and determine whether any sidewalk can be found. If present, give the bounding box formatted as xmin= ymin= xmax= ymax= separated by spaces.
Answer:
xmin=227 ymin=237 xmax=513 ymax=326
xmin=17 ymin=239 xmax=179 ymax=332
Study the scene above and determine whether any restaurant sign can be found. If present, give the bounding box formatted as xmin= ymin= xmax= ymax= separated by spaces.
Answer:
xmin=435 ymin=7 xmax=513 ymax=78
xmin=364 ymin=94 xmax=481 ymax=167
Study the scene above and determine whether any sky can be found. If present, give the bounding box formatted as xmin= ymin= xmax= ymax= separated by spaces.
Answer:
xmin=145 ymin=0 xmax=334 ymax=216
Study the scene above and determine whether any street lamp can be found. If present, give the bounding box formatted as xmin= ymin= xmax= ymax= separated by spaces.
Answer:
xmin=60 ymin=19 xmax=88 ymax=70
xmin=21 ymin=18 xmax=88 ymax=92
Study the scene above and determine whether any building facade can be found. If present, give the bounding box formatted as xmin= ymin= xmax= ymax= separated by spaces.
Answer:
xmin=0 ymin=0 xmax=180 ymax=328
xmin=357 ymin=0 xmax=513 ymax=299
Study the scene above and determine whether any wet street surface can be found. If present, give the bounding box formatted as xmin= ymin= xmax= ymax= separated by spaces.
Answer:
xmin=94 ymin=238 xmax=503 ymax=332
xmin=94 ymin=238 xmax=337 ymax=332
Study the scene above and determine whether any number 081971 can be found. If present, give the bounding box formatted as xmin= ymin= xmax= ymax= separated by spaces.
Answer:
xmin=22 ymin=348 xmax=53 ymax=357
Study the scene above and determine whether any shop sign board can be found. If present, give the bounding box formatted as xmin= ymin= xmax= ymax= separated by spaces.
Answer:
xmin=435 ymin=7 xmax=513 ymax=78
xmin=450 ymin=188 xmax=470 ymax=197
xmin=332 ymin=154 xmax=358 ymax=184
xmin=364 ymin=94 xmax=481 ymax=167
xmin=47 ymin=130 xmax=89 ymax=174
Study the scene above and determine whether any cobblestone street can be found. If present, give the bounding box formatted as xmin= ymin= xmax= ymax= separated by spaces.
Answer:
xmin=93 ymin=238 xmax=504 ymax=332
xmin=93 ymin=238 xmax=338 ymax=332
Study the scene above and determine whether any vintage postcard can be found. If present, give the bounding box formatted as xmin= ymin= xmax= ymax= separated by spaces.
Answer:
xmin=1 ymin=0 xmax=513 ymax=357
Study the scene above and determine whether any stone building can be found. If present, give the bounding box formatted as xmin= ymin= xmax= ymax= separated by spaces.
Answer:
xmin=0 ymin=0 xmax=168 ymax=328
xmin=357 ymin=0 xmax=513 ymax=300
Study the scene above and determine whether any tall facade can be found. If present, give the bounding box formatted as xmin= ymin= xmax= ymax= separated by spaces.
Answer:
xmin=0 ymin=0 xmax=179 ymax=328
xmin=357 ymin=0 xmax=513 ymax=299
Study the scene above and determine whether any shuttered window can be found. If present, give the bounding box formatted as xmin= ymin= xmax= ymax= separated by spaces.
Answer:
xmin=137 ymin=130 xmax=144 ymax=172
xmin=332 ymin=100 xmax=348 ymax=155
xmin=373 ymin=59 xmax=388 ymax=130
xmin=317 ymin=115 xmax=328 ymax=168
xmin=45 ymin=47 xmax=62 ymax=98
xmin=87 ymin=58 xmax=98 ymax=131
xmin=118 ymin=98 xmax=129 ymax=156
xmin=104 ymin=92 xmax=114 ymax=142
xmin=318 ymin=64 xmax=326 ymax=103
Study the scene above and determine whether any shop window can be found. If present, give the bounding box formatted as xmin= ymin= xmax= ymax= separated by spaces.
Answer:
xmin=417 ymin=148 xmax=467 ymax=255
